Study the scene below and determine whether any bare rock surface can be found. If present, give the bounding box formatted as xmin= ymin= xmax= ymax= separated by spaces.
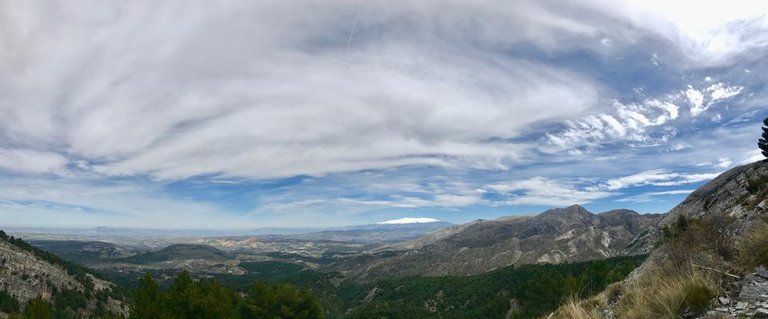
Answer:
xmin=703 ymin=267 xmax=768 ymax=318
xmin=0 ymin=235 xmax=127 ymax=317
xmin=628 ymin=161 xmax=768 ymax=255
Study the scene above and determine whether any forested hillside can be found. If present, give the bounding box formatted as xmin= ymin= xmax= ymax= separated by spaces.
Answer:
xmin=130 ymin=271 xmax=323 ymax=319
xmin=340 ymin=255 xmax=644 ymax=318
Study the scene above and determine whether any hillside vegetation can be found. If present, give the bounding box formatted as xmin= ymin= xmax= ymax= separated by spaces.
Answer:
xmin=124 ymin=244 xmax=230 ymax=264
xmin=340 ymin=255 xmax=645 ymax=318
xmin=552 ymin=160 xmax=768 ymax=319
xmin=130 ymin=271 xmax=323 ymax=319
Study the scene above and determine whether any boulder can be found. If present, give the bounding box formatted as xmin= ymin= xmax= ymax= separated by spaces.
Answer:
xmin=740 ymin=274 xmax=768 ymax=301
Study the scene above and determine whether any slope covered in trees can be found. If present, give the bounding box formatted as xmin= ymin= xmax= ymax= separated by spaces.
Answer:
xmin=339 ymin=255 xmax=644 ymax=318
xmin=130 ymin=271 xmax=324 ymax=319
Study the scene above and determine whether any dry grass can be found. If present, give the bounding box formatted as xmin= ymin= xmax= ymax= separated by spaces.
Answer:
xmin=549 ymin=267 xmax=719 ymax=319
xmin=549 ymin=297 xmax=601 ymax=319
xmin=738 ymin=221 xmax=768 ymax=271
xmin=551 ymin=216 xmax=730 ymax=319
xmin=602 ymin=282 xmax=624 ymax=305
xmin=619 ymin=270 xmax=717 ymax=319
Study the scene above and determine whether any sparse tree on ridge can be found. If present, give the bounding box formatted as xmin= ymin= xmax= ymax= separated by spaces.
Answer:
xmin=760 ymin=117 xmax=768 ymax=159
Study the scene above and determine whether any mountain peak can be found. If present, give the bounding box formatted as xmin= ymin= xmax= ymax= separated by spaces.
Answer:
xmin=336 ymin=204 xmax=661 ymax=280
xmin=599 ymin=209 xmax=641 ymax=217
xmin=539 ymin=204 xmax=592 ymax=219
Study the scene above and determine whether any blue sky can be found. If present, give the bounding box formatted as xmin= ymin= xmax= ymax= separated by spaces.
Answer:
xmin=0 ymin=0 xmax=767 ymax=228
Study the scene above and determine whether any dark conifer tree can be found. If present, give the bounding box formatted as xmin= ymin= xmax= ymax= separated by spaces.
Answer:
xmin=760 ymin=117 xmax=768 ymax=158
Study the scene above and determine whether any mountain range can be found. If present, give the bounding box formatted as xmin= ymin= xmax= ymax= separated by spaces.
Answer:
xmin=330 ymin=206 xmax=660 ymax=281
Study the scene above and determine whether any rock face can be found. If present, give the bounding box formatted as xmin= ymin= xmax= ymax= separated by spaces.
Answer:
xmin=333 ymin=205 xmax=660 ymax=281
xmin=0 ymin=234 xmax=127 ymax=317
xmin=627 ymin=160 xmax=768 ymax=255
xmin=621 ymin=161 xmax=768 ymax=318
xmin=0 ymin=239 xmax=82 ymax=305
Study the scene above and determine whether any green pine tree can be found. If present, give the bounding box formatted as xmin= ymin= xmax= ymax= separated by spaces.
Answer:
xmin=760 ymin=117 xmax=768 ymax=158
xmin=22 ymin=296 xmax=53 ymax=319
xmin=130 ymin=273 xmax=167 ymax=319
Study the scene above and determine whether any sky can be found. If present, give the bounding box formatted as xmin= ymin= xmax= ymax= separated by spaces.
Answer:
xmin=0 ymin=0 xmax=767 ymax=229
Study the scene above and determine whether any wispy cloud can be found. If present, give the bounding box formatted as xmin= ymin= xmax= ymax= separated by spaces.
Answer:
xmin=546 ymin=81 xmax=744 ymax=152
xmin=588 ymin=170 xmax=720 ymax=191
xmin=685 ymin=82 xmax=744 ymax=117
xmin=485 ymin=177 xmax=616 ymax=206
xmin=617 ymin=189 xmax=695 ymax=203
xmin=0 ymin=148 xmax=69 ymax=175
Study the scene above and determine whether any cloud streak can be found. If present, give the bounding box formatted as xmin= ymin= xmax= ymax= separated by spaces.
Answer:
xmin=617 ymin=189 xmax=695 ymax=203
xmin=485 ymin=177 xmax=616 ymax=206
xmin=589 ymin=170 xmax=721 ymax=191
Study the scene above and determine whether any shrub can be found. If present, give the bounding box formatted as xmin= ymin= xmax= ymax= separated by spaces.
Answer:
xmin=0 ymin=290 xmax=19 ymax=313
xmin=747 ymin=176 xmax=768 ymax=194
xmin=663 ymin=217 xmax=734 ymax=269
xmin=603 ymin=282 xmax=624 ymax=305
xmin=22 ymin=296 xmax=53 ymax=319
xmin=683 ymin=279 xmax=717 ymax=313
xmin=738 ymin=221 xmax=768 ymax=271
xmin=660 ymin=215 xmax=690 ymax=241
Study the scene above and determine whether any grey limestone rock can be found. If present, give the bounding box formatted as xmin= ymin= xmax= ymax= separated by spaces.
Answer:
xmin=740 ymin=274 xmax=768 ymax=301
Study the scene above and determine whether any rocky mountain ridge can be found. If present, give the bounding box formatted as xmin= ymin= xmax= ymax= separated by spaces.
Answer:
xmin=0 ymin=232 xmax=127 ymax=318
xmin=627 ymin=160 xmax=768 ymax=255
xmin=550 ymin=160 xmax=768 ymax=318
xmin=332 ymin=205 xmax=661 ymax=281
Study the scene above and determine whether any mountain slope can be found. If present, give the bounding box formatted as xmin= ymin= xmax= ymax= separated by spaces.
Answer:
xmin=627 ymin=160 xmax=768 ymax=255
xmin=0 ymin=231 xmax=127 ymax=317
xmin=551 ymin=160 xmax=768 ymax=318
xmin=332 ymin=205 xmax=660 ymax=281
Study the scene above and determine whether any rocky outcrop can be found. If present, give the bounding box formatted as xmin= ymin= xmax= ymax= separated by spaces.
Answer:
xmin=0 ymin=234 xmax=127 ymax=317
xmin=332 ymin=205 xmax=660 ymax=281
xmin=541 ymin=161 xmax=768 ymax=319
xmin=627 ymin=161 xmax=768 ymax=255
xmin=0 ymin=239 xmax=82 ymax=305
xmin=705 ymin=267 xmax=768 ymax=318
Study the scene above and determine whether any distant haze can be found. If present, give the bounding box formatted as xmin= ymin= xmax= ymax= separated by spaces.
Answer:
xmin=377 ymin=218 xmax=442 ymax=225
